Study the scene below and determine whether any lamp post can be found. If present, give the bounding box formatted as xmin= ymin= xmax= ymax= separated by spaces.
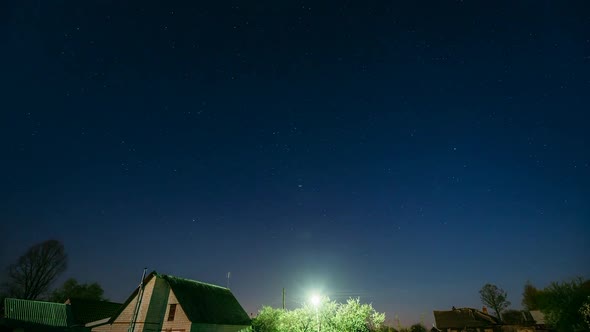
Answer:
xmin=310 ymin=295 xmax=321 ymax=332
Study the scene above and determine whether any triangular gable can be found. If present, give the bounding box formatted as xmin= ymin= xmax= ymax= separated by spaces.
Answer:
xmin=108 ymin=272 xmax=158 ymax=324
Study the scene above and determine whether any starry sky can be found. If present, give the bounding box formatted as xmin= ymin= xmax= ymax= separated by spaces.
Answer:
xmin=1 ymin=0 xmax=589 ymax=327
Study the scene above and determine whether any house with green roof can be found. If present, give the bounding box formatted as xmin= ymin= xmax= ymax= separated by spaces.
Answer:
xmin=93 ymin=271 xmax=250 ymax=332
xmin=1 ymin=298 xmax=122 ymax=332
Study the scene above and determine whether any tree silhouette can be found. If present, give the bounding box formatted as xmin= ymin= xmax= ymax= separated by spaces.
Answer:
xmin=4 ymin=240 xmax=67 ymax=300
xmin=50 ymin=278 xmax=106 ymax=303
xmin=479 ymin=283 xmax=510 ymax=321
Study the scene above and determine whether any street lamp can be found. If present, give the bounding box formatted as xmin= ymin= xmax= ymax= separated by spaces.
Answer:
xmin=310 ymin=294 xmax=321 ymax=332
xmin=310 ymin=294 xmax=321 ymax=307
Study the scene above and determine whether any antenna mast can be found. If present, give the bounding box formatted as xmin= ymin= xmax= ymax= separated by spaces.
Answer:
xmin=128 ymin=268 xmax=147 ymax=332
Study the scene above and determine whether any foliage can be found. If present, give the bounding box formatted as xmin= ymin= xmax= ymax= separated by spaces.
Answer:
xmin=537 ymin=278 xmax=590 ymax=332
xmin=409 ymin=323 xmax=427 ymax=332
xmin=581 ymin=296 xmax=590 ymax=330
xmin=333 ymin=298 xmax=385 ymax=332
xmin=50 ymin=278 xmax=107 ymax=302
xmin=252 ymin=297 xmax=385 ymax=332
xmin=479 ymin=283 xmax=511 ymax=321
xmin=4 ymin=240 xmax=67 ymax=300
xmin=522 ymin=281 xmax=543 ymax=310
xmin=252 ymin=306 xmax=285 ymax=332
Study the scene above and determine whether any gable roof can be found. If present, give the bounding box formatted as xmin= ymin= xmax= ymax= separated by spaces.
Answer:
xmin=433 ymin=307 xmax=499 ymax=329
xmin=112 ymin=271 xmax=250 ymax=326
xmin=65 ymin=298 xmax=122 ymax=325
xmin=529 ymin=310 xmax=546 ymax=325
xmin=161 ymin=274 xmax=250 ymax=325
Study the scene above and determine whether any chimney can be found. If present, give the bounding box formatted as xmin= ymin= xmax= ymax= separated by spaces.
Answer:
xmin=482 ymin=306 xmax=488 ymax=314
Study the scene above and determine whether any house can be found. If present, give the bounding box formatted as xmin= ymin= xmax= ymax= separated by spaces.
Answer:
xmin=93 ymin=271 xmax=251 ymax=332
xmin=433 ymin=307 xmax=500 ymax=332
xmin=66 ymin=299 xmax=122 ymax=329
xmin=0 ymin=298 xmax=121 ymax=332
xmin=500 ymin=310 xmax=535 ymax=326
xmin=528 ymin=311 xmax=550 ymax=330
xmin=433 ymin=307 xmax=552 ymax=332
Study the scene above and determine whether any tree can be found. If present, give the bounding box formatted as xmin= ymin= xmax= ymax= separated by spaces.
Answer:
xmin=409 ymin=323 xmax=427 ymax=332
xmin=522 ymin=281 xmax=543 ymax=310
xmin=538 ymin=278 xmax=590 ymax=332
xmin=333 ymin=298 xmax=385 ymax=332
xmin=50 ymin=278 xmax=107 ymax=303
xmin=252 ymin=297 xmax=385 ymax=332
xmin=252 ymin=306 xmax=284 ymax=332
xmin=580 ymin=296 xmax=590 ymax=330
xmin=479 ymin=283 xmax=510 ymax=321
xmin=4 ymin=240 xmax=67 ymax=300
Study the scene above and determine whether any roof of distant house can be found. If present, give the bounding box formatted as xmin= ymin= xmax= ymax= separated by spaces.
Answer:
xmin=529 ymin=310 xmax=546 ymax=325
xmin=433 ymin=307 xmax=499 ymax=329
xmin=3 ymin=298 xmax=71 ymax=328
xmin=2 ymin=297 xmax=122 ymax=330
xmin=501 ymin=310 xmax=536 ymax=325
xmin=65 ymin=298 xmax=122 ymax=325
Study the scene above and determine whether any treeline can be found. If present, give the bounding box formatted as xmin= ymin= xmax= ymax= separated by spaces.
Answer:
xmin=478 ymin=279 xmax=590 ymax=332
xmin=521 ymin=278 xmax=590 ymax=332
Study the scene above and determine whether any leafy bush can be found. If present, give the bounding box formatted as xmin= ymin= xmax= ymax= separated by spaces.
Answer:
xmin=252 ymin=297 xmax=385 ymax=332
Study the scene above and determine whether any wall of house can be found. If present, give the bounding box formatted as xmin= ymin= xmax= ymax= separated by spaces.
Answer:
xmin=160 ymin=289 xmax=191 ymax=332
xmin=443 ymin=329 xmax=497 ymax=332
xmin=500 ymin=326 xmax=535 ymax=332
xmin=143 ymin=277 xmax=171 ymax=332
xmin=190 ymin=324 xmax=251 ymax=332
xmin=92 ymin=277 xmax=158 ymax=332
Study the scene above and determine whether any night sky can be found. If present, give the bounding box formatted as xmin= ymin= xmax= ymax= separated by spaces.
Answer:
xmin=1 ymin=0 xmax=589 ymax=327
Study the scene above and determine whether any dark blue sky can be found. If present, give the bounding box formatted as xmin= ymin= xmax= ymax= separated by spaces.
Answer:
xmin=1 ymin=0 xmax=589 ymax=327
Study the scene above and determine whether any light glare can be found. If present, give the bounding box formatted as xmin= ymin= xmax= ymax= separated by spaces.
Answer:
xmin=310 ymin=294 xmax=320 ymax=306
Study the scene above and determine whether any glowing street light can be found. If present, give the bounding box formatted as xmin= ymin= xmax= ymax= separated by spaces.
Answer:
xmin=310 ymin=294 xmax=321 ymax=332
xmin=310 ymin=294 xmax=321 ymax=307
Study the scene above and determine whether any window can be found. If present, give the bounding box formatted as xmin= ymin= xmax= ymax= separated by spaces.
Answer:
xmin=167 ymin=304 xmax=177 ymax=321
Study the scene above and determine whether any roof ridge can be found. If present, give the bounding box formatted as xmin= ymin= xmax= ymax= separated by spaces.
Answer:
xmin=160 ymin=274 xmax=230 ymax=290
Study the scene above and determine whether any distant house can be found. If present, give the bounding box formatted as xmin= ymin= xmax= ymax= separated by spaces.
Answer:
xmin=433 ymin=307 xmax=499 ymax=332
xmin=528 ymin=311 xmax=549 ymax=330
xmin=433 ymin=308 xmax=551 ymax=332
xmin=93 ymin=271 xmax=251 ymax=332
xmin=66 ymin=299 xmax=122 ymax=329
xmin=0 ymin=298 xmax=121 ymax=332
xmin=500 ymin=310 xmax=534 ymax=325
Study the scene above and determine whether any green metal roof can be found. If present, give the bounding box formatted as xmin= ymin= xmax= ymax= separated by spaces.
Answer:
xmin=160 ymin=274 xmax=251 ymax=325
xmin=4 ymin=298 xmax=71 ymax=327
xmin=67 ymin=298 xmax=122 ymax=325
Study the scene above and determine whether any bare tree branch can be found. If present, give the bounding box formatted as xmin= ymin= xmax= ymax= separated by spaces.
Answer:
xmin=4 ymin=240 xmax=67 ymax=300
xmin=479 ymin=283 xmax=511 ymax=321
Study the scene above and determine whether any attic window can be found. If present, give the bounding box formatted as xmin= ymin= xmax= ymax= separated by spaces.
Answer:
xmin=168 ymin=304 xmax=177 ymax=321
